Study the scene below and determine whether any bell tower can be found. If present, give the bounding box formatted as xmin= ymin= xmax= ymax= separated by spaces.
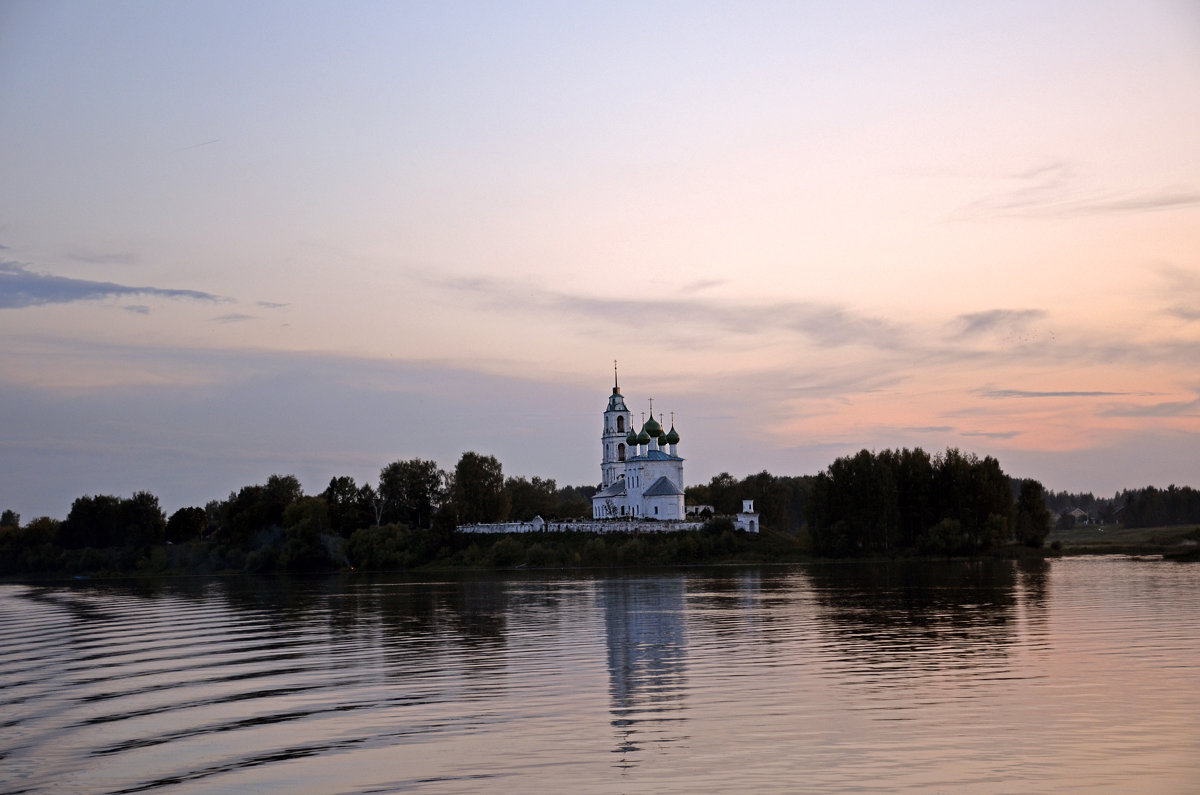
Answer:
xmin=601 ymin=361 xmax=632 ymax=487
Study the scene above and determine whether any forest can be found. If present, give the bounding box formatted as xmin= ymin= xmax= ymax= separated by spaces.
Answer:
xmin=1 ymin=446 xmax=1194 ymax=577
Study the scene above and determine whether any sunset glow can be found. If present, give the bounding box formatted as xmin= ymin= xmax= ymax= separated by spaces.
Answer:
xmin=2 ymin=1 xmax=1198 ymax=516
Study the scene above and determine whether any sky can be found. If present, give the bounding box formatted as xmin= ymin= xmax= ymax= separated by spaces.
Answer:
xmin=2 ymin=0 xmax=1199 ymax=519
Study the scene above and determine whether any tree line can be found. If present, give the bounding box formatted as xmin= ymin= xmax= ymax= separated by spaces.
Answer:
xmin=0 ymin=451 xmax=599 ymax=576
xmin=804 ymin=448 xmax=1051 ymax=556
xmin=17 ymin=444 xmax=1193 ymax=577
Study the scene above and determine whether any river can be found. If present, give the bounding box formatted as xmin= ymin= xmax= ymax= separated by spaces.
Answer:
xmin=2 ymin=557 xmax=1198 ymax=793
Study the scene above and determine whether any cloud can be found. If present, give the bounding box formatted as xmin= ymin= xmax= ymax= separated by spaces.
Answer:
xmin=212 ymin=313 xmax=255 ymax=323
xmin=1100 ymin=396 xmax=1200 ymax=418
xmin=1167 ymin=305 xmax=1200 ymax=322
xmin=124 ymin=305 xmax=150 ymax=315
xmin=901 ymin=426 xmax=954 ymax=433
xmin=0 ymin=260 xmax=225 ymax=309
xmin=956 ymin=160 xmax=1200 ymax=219
xmin=67 ymin=249 xmax=140 ymax=266
xmin=951 ymin=309 xmax=1045 ymax=338
xmin=415 ymin=268 xmax=910 ymax=351
xmin=962 ymin=430 xmax=1022 ymax=439
xmin=977 ymin=388 xmax=1131 ymax=399
xmin=257 ymin=301 xmax=289 ymax=309
xmin=677 ymin=279 xmax=725 ymax=295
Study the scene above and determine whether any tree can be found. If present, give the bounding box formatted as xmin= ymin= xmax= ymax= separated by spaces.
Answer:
xmin=166 ymin=506 xmax=206 ymax=543
xmin=506 ymin=475 xmax=556 ymax=520
xmin=378 ymin=459 xmax=446 ymax=528
xmin=707 ymin=472 xmax=741 ymax=516
xmin=214 ymin=474 xmax=304 ymax=543
xmin=60 ymin=492 xmax=164 ymax=548
xmin=1 ymin=509 xmax=19 ymax=529
xmin=1015 ymin=479 xmax=1052 ymax=548
xmin=120 ymin=491 xmax=166 ymax=546
xmin=61 ymin=494 xmax=122 ymax=548
xmin=323 ymin=476 xmax=373 ymax=536
xmin=450 ymin=452 xmax=509 ymax=524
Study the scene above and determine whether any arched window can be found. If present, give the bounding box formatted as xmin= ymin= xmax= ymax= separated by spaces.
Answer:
xmin=617 ymin=416 xmax=625 ymax=432
xmin=618 ymin=443 xmax=625 ymax=461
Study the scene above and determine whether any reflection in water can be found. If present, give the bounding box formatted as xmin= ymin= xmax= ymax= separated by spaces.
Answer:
xmin=806 ymin=560 xmax=1019 ymax=679
xmin=599 ymin=577 xmax=688 ymax=764
xmin=2 ymin=560 xmax=1199 ymax=793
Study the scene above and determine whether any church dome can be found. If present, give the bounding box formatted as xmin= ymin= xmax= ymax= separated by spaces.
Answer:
xmin=626 ymin=428 xmax=640 ymax=446
xmin=665 ymin=425 xmax=680 ymax=445
xmin=636 ymin=425 xmax=652 ymax=445
xmin=643 ymin=414 xmax=662 ymax=437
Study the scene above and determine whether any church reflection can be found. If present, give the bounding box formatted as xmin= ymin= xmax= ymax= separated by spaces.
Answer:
xmin=599 ymin=577 xmax=689 ymax=766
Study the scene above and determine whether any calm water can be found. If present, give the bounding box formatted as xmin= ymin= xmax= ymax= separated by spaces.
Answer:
xmin=2 ymin=557 xmax=1198 ymax=793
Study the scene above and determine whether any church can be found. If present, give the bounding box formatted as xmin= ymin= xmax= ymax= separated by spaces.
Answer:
xmin=591 ymin=369 xmax=686 ymax=520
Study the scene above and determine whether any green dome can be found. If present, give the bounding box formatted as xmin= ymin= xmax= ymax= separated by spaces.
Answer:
xmin=626 ymin=428 xmax=639 ymax=446
xmin=636 ymin=425 xmax=652 ymax=445
xmin=644 ymin=414 xmax=662 ymax=437
xmin=665 ymin=425 xmax=680 ymax=445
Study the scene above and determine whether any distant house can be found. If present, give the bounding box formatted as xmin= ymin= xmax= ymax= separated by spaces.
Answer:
xmin=1068 ymin=507 xmax=1090 ymax=524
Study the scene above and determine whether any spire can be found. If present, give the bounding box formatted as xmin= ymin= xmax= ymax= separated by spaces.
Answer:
xmin=614 ymin=359 xmax=618 ymax=389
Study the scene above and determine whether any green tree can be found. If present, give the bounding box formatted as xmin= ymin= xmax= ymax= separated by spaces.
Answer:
xmin=506 ymin=475 xmax=556 ymax=520
xmin=120 ymin=491 xmax=166 ymax=546
xmin=165 ymin=506 xmax=206 ymax=543
xmin=553 ymin=484 xmax=595 ymax=519
xmin=450 ymin=452 xmax=510 ymax=524
xmin=1015 ymin=479 xmax=1052 ymax=547
xmin=1 ymin=509 xmax=19 ymax=529
xmin=707 ymin=472 xmax=741 ymax=516
xmin=323 ymin=476 xmax=373 ymax=536
xmin=378 ymin=459 xmax=445 ymax=528
xmin=61 ymin=494 xmax=122 ymax=548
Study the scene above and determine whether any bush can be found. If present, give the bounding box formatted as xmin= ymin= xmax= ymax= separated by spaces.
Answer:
xmin=487 ymin=537 xmax=524 ymax=567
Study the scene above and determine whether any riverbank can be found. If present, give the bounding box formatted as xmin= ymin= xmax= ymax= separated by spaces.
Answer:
xmin=1047 ymin=522 xmax=1200 ymax=556
xmin=6 ymin=522 xmax=1199 ymax=582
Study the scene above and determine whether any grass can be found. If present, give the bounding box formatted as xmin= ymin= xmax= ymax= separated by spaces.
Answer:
xmin=1048 ymin=523 xmax=1200 ymax=555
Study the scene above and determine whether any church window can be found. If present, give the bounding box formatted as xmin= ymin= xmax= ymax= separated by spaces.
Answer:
xmin=618 ymin=443 xmax=625 ymax=461
xmin=617 ymin=416 xmax=625 ymax=432
xmin=654 ymin=506 xmax=659 ymax=515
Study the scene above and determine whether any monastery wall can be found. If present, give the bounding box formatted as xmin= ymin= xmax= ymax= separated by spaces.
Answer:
xmin=460 ymin=519 xmax=705 ymax=535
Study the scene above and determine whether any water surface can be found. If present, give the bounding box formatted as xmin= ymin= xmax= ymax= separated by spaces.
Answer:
xmin=2 ymin=557 xmax=1197 ymax=793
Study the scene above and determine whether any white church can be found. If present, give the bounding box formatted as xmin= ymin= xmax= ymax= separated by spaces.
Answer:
xmin=591 ymin=371 xmax=687 ymax=520
xmin=458 ymin=367 xmax=758 ymax=534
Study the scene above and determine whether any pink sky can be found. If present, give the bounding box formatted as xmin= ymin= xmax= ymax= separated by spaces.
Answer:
xmin=1 ymin=1 xmax=1198 ymax=517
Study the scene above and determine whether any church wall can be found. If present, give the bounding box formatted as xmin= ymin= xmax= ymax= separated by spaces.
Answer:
xmin=462 ymin=519 xmax=704 ymax=535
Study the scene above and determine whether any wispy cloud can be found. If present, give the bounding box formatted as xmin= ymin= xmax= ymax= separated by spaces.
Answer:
xmin=978 ymin=388 xmax=1131 ymax=399
xmin=212 ymin=313 xmax=255 ymax=323
xmin=0 ymin=260 xmax=225 ymax=309
xmin=415 ymin=269 xmax=910 ymax=351
xmin=257 ymin=301 xmax=289 ymax=309
xmin=957 ymin=160 xmax=1200 ymax=220
xmin=1167 ymin=305 xmax=1200 ymax=322
xmin=951 ymin=309 xmax=1046 ymax=338
xmin=67 ymin=249 xmax=139 ymax=266
xmin=962 ymin=430 xmax=1022 ymax=439
xmin=1101 ymin=396 xmax=1200 ymax=418
xmin=677 ymin=279 xmax=725 ymax=295
xmin=124 ymin=305 xmax=150 ymax=315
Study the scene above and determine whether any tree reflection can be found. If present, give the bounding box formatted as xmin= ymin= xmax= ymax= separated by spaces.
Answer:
xmin=805 ymin=559 xmax=1020 ymax=676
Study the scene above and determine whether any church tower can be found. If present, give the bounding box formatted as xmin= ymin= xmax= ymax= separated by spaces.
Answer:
xmin=601 ymin=361 xmax=632 ymax=488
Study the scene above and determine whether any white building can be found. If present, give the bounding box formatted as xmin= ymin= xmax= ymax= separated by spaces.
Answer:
xmin=591 ymin=372 xmax=686 ymax=520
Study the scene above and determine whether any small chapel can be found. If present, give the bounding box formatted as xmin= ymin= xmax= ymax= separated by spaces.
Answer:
xmin=591 ymin=367 xmax=686 ymax=520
